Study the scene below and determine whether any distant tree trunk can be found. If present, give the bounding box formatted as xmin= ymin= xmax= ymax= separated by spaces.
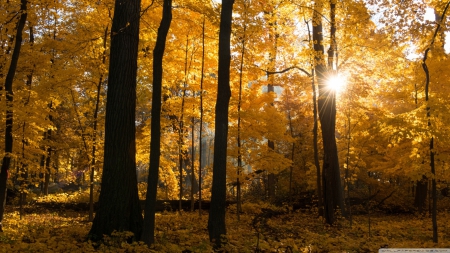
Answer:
xmin=414 ymin=176 xmax=428 ymax=213
xmin=198 ymin=17 xmax=206 ymax=217
xmin=89 ymin=25 xmax=108 ymax=222
xmin=287 ymin=109 xmax=295 ymax=206
xmin=236 ymin=17 xmax=248 ymax=221
xmin=190 ymin=118 xmax=196 ymax=212
xmin=41 ymin=101 xmax=54 ymax=196
xmin=430 ymin=138 xmax=437 ymax=243
xmin=266 ymin=7 xmax=278 ymax=202
xmin=312 ymin=71 xmax=323 ymax=216
xmin=141 ymin=0 xmax=172 ymax=245
xmin=19 ymin=25 xmax=34 ymax=219
xmin=89 ymin=0 xmax=143 ymax=241
xmin=0 ymin=0 xmax=27 ymax=232
xmin=20 ymin=120 xmax=28 ymax=220
xmin=178 ymin=34 xmax=191 ymax=212
xmin=208 ymin=0 xmax=234 ymax=247
xmin=43 ymin=123 xmax=53 ymax=196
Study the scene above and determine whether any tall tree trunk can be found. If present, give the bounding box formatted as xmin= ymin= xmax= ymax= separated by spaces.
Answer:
xmin=42 ymin=101 xmax=54 ymax=196
xmin=0 ymin=0 xmax=27 ymax=232
xmin=312 ymin=70 xmax=323 ymax=216
xmin=141 ymin=0 xmax=172 ymax=245
xmin=190 ymin=118 xmax=195 ymax=212
xmin=306 ymin=20 xmax=323 ymax=217
xmin=266 ymin=5 xmax=278 ymax=202
xmin=89 ymin=0 xmax=143 ymax=241
xmin=327 ymin=0 xmax=346 ymax=218
xmin=19 ymin=25 xmax=34 ymax=219
xmin=313 ymin=1 xmax=345 ymax=225
xmin=198 ymin=16 xmax=206 ymax=217
xmin=89 ymin=26 xmax=108 ymax=222
xmin=420 ymin=1 xmax=450 ymax=243
xmin=312 ymin=2 xmax=334 ymax=224
xmin=179 ymin=35 xmax=189 ymax=212
xmin=208 ymin=0 xmax=234 ymax=247
xmin=236 ymin=13 xmax=248 ymax=220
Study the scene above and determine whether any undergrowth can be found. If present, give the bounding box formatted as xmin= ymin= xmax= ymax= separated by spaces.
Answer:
xmin=1 ymin=202 xmax=450 ymax=252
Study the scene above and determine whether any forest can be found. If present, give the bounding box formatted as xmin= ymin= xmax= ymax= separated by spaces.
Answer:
xmin=1 ymin=0 xmax=450 ymax=252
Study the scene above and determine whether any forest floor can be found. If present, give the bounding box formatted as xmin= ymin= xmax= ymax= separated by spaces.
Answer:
xmin=0 ymin=201 xmax=450 ymax=252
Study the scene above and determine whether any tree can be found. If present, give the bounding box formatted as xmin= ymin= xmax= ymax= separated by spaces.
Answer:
xmin=89 ymin=0 xmax=143 ymax=240
xmin=141 ymin=0 xmax=172 ymax=245
xmin=0 ymin=0 xmax=28 ymax=232
xmin=312 ymin=0 xmax=345 ymax=225
xmin=420 ymin=1 xmax=450 ymax=242
xmin=208 ymin=0 xmax=234 ymax=247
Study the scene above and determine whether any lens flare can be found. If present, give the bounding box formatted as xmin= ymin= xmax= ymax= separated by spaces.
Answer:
xmin=326 ymin=74 xmax=346 ymax=93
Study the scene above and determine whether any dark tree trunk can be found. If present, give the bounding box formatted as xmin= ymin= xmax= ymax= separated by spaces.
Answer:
xmin=43 ymin=127 xmax=52 ymax=196
xmin=414 ymin=176 xmax=428 ymax=213
xmin=305 ymin=20 xmax=323 ymax=217
xmin=313 ymin=1 xmax=345 ymax=225
xmin=208 ymin=0 xmax=234 ymax=247
xmin=327 ymin=0 xmax=346 ymax=219
xmin=89 ymin=25 xmax=109 ymax=222
xmin=236 ymin=18 xmax=247 ymax=220
xmin=420 ymin=2 xmax=450 ymax=242
xmin=312 ymin=2 xmax=334 ymax=224
xmin=19 ymin=25 xmax=34 ymax=220
xmin=198 ymin=17 xmax=206 ymax=217
xmin=89 ymin=0 xmax=143 ymax=241
xmin=179 ymin=35 xmax=189 ymax=212
xmin=430 ymin=138 xmax=437 ymax=242
xmin=0 ymin=0 xmax=27 ymax=232
xmin=141 ymin=0 xmax=172 ymax=245
xmin=42 ymin=102 xmax=53 ymax=196
xmin=190 ymin=119 xmax=196 ymax=212
xmin=312 ymin=71 xmax=323 ymax=217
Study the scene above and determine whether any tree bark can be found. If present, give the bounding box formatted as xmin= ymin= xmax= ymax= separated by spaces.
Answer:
xmin=208 ymin=0 xmax=234 ymax=247
xmin=141 ymin=0 xmax=172 ymax=245
xmin=89 ymin=0 xmax=143 ymax=241
xmin=327 ymin=0 xmax=346 ymax=218
xmin=0 ymin=0 xmax=27 ymax=232
xmin=312 ymin=1 xmax=345 ymax=225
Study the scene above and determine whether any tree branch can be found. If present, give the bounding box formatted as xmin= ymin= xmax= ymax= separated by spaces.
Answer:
xmin=259 ymin=66 xmax=312 ymax=77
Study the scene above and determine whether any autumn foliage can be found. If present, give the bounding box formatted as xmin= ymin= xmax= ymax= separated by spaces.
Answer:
xmin=1 ymin=0 xmax=450 ymax=251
